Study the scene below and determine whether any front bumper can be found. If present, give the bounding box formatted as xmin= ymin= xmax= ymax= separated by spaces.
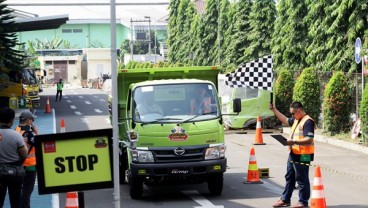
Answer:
xmin=130 ymin=158 xmax=226 ymax=177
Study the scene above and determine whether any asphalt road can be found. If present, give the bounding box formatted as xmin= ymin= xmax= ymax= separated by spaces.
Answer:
xmin=33 ymin=87 xmax=368 ymax=208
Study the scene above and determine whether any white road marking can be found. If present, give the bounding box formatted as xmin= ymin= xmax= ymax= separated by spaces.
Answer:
xmin=63 ymin=96 xmax=68 ymax=99
xmin=78 ymin=95 xmax=84 ymax=98
xmin=182 ymin=190 xmax=224 ymax=208
xmin=66 ymin=100 xmax=72 ymax=103
xmin=94 ymin=109 xmax=103 ymax=113
xmin=51 ymin=109 xmax=60 ymax=208
xmin=100 ymin=99 xmax=105 ymax=102
xmin=93 ymin=95 xmax=99 ymax=98
xmin=70 ymin=105 xmax=77 ymax=109
xmin=75 ymin=111 xmax=83 ymax=115
xmin=52 ymin=109 xmax=56 ymax=134
xmin=85 ymin=101 xmax=91 ymax=104
xmin=52 ymin=194 xmax=59 ymax=208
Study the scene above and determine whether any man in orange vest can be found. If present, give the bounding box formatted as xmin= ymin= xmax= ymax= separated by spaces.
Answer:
xmin=16 ymin=111 xmax=39 ymax=208
xmin=270 ymin=101 xmax=315 ymax=208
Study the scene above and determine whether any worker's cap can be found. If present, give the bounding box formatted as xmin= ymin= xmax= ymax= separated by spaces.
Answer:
xmin=19 ymin=111 xmax=35 ymax=121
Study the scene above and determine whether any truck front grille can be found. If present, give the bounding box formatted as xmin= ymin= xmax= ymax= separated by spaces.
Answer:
xmin=151 ymin=146 xmax=207 ymax=163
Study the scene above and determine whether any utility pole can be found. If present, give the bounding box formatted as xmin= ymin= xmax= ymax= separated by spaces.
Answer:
xmin=154 ymin=18 xmax=157 ymax=63
xmin=130 ymin=18 xmax=134 ymax=62
xmin=145 ymin=16 xmax=152 ymax=56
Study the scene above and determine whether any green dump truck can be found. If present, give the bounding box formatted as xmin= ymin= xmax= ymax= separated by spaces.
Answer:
xmin=0 ymin=68 xmax=41 ymax=108
xmin=111 ymin=66 xmax=240 ymax=199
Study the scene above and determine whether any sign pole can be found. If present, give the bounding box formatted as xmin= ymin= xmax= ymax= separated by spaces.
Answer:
xmin=110 ymin=0 xmax=121 ymax=208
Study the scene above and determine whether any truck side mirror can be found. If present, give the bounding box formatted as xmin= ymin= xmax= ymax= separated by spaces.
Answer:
xmin=233 ymin=98 xmax=241 ymax=113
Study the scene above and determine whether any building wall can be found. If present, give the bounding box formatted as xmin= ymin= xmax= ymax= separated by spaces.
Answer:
xmin=38 ymin=55 xmax=82 ymax=85
xmin=17 ymin=23 xmax=129 ymax=48
xmin=83 ymin=48 xmax=111 ymax=80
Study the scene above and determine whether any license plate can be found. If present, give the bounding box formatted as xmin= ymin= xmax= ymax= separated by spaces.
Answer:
xmin=170 ymin=168 xmax=189 ymax=175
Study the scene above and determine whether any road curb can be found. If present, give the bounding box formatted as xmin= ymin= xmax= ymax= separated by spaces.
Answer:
xmin=283 ymin=127 xmax=368 ymax=155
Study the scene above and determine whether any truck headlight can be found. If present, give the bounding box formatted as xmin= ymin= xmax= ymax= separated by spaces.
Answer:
xmin=205 ymin=144 xmax=226 ymax=160
xmin=131 ymin=149 xmax=154 ymax=163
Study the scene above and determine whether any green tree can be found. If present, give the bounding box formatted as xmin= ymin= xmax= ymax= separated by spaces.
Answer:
xmin=189 ymin=15 xmax=201 ymax=66
xmin=273 ymin=0 xmax=309 ymax=71
xmin=212 ymin=0 xmax=230 ymax=66
xmin=0 ymin=0 xmax=26 ymax=72
xmin=167 ymin=0 xmax=181 ymax=63
xmin=222 ymin=2 xmax=238 ymax=70
xmin=325 ymin=0 xmax=367 ymax=72
xmin=322 ymin=72 xmax=352 ymax=134
xmin=244 ymin=0 xmax=276 ymax=62
xmin=271 ymin=0 xmax=288 ymax=71
xmin=198 ymin=0 xmax=220 ymax=66
xmin=274 ymin=69 xmax=294 ymax=117
xmin=176 ymin=0 xmax=197 ymax=64
xmin=305 ymin=0 xmax=334 ymax=71
xmin=232 ymin=0 xmax=252 ymax=65
xmin=293 ymin=67 xmax=321 ymax=124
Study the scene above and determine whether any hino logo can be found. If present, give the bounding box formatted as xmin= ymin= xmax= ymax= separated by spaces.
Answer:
xmin=174 ymin=147 xmax=185 ymax=156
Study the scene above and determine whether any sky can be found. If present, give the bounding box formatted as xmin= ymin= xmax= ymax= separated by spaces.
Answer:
xmin=6 ymin=0 xmax=170 ymax=24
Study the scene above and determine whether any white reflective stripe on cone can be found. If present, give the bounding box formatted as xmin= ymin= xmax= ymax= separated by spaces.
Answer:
xmin=313 ymin=177 xmax=323 ymax=186
xmin=311 ymin=190 xmax=325 ymax=198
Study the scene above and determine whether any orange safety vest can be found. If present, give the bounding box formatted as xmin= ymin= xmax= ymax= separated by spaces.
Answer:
xmin=15 ymin=126 xmax=36 ymax=166
xmin=290 ymin=115 xmax=315 ymax=155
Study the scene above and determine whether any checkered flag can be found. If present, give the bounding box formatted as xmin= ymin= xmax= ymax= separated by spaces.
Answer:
xmin=225 ymin=55 xmax=273 ymax=91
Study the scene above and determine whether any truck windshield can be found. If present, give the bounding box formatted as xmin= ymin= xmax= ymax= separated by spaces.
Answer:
xmin=21 ymin=69 xmax=38 ymax=85
xmin=133 ymin=83 xmax=220 ymax=123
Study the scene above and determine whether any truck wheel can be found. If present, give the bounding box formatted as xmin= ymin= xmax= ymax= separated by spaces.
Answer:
xmin=119 ymin=154 xmax=128 ymax=184
xmin=129 ymin=176 xmax=143 ymax=199
xmin=207 ymin=173 xmax=223 ymax=196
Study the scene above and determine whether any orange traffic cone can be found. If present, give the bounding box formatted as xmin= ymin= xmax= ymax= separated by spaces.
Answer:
xmin=253 ymin=116 xmax=265 ymax=145
xmin=45 ymin=97 xmax=51 ymax=113
xmin=60 ymin=118 xmax=65 ymax=133
xmin=311 ymin=166 xmax=326 ymax=208
xmin=65 ymin=192 xmax=79 ymax=208
xmin=243 ymin=147 xmax=263 ymax=184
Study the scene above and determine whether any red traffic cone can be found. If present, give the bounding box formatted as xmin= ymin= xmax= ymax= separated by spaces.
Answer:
xmin=60 ymin=118 xmax=65 ymax=133
xmin=45 ymin=97 xmax=51 ymax=113
xmin=65 ymin=192 xmax=79 ymax=208
xmin=253 ymin=116 xmax=265 ymax=145
xmin=311 ymin=166 xmax=327 ymax=208
xmin=243 ymin=147 xmax=263 ymax=184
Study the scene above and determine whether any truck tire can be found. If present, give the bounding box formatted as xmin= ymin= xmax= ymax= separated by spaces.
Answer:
xmin=129 ymin=176 xmax=143 ymax=199
xmin=207 ymin=173 xmax=223 ymax=196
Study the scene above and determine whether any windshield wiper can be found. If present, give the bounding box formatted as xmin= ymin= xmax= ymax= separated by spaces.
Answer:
xmin=140 ymin=117 xmax=183 ymax=126
xmin=177 ymin=111 xmax=218 ymax=125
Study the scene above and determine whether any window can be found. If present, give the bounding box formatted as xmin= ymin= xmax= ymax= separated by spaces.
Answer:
xmin=62 ymin=29 xmax=72 ymax=33
xmin=69 ymin=60 xmax=76 ymax=64
xmin=73 ymin=29 xmax=83 ymax=33
xmin=62 ymin=29 xmax=83 ymax=33
xmin=234 ymin=87 xmax=259 ymax=99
